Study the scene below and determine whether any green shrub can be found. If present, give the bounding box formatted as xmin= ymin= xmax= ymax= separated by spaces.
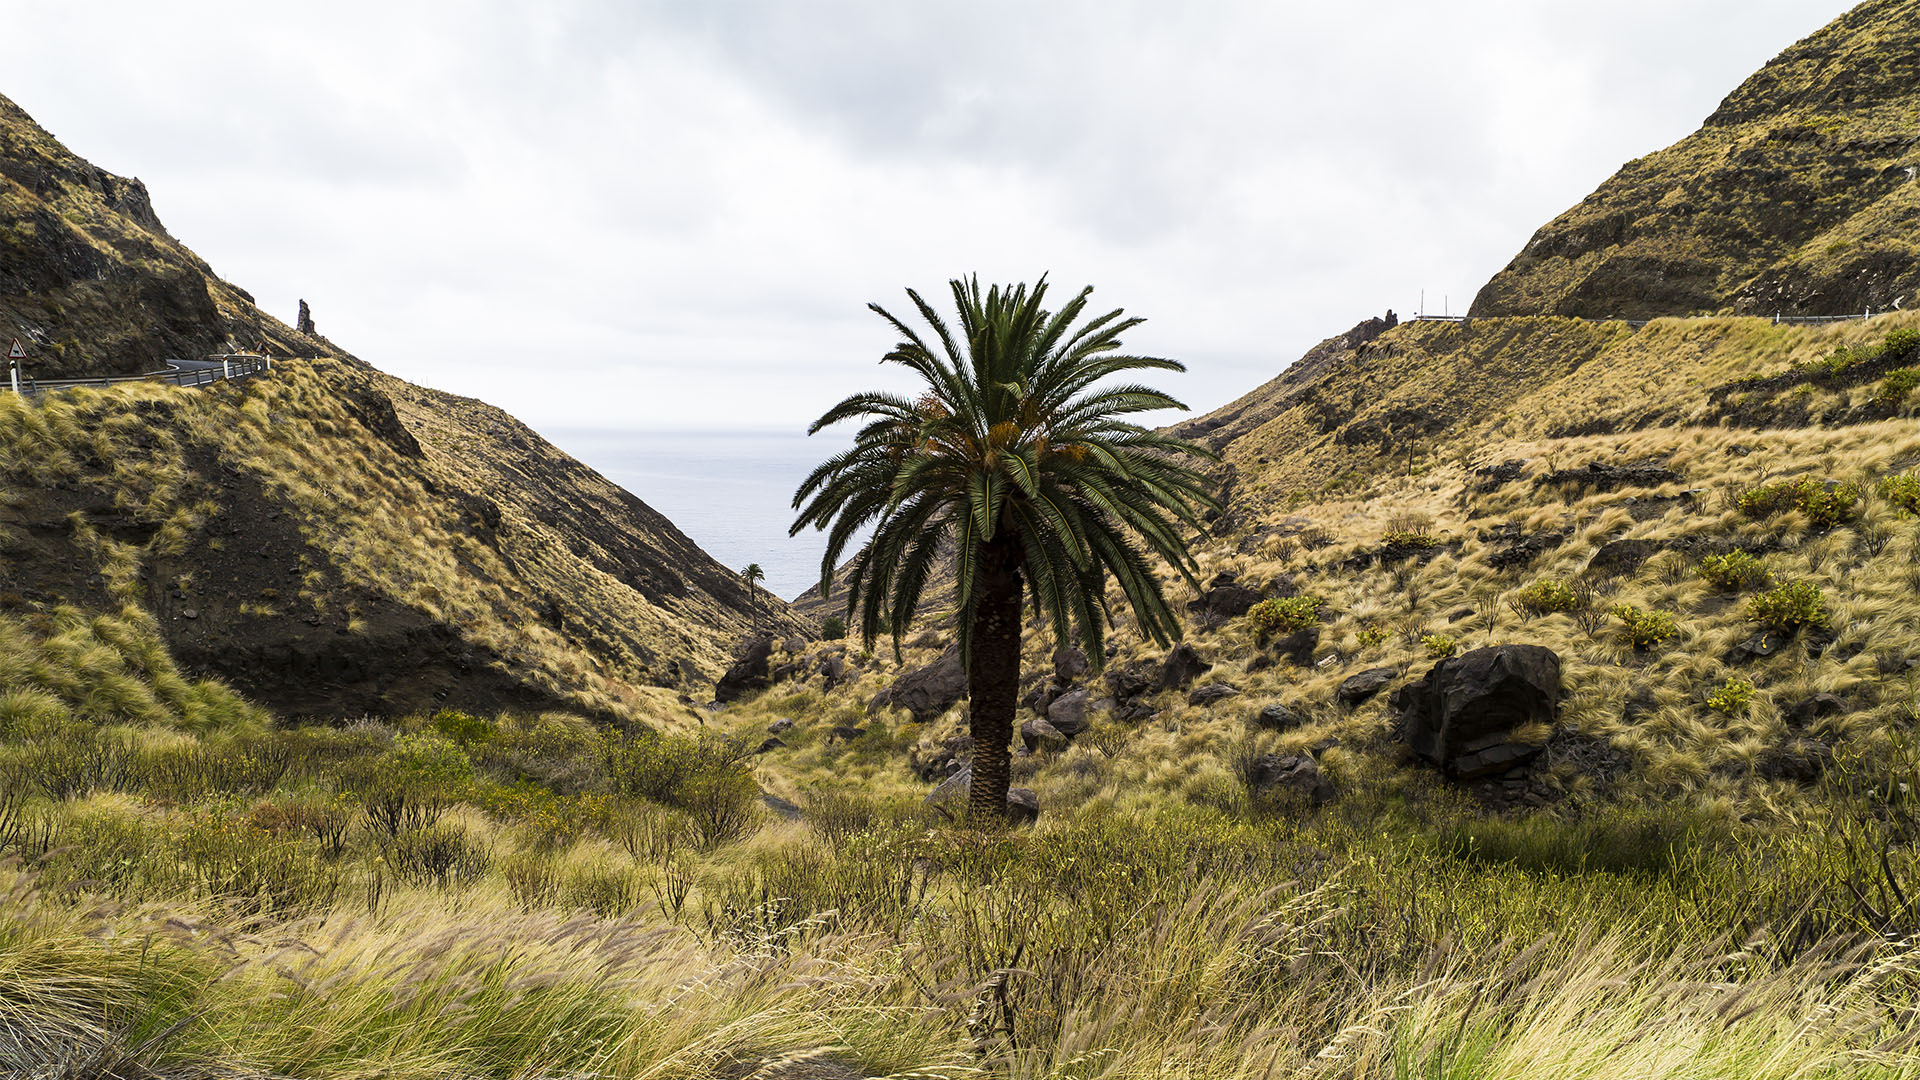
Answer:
xmin=1697 ymin=550 xmax=1769 ymax=591
xmin=1746 ymin=581 xmax=1831 ymax=632
xmin=1608 ymin=605 xmax=1677 ymax=649
xmin=1736 ymin=478 xmax=1860 ymax=527
xmin=1380 ymin=530 xmax=1438 ymax=549
xmin=820 ymin=615 xmax=846 ymax=640
xmin=1884 ymin=326 xmax=1920 ymax=360
xmin=1356 ymin=625 xmax=1389 ymax=649
xmin=1514 ymin=578 xmax=1582 ymax=616
xmin=1797 ymin=346 xmax=1865 ymax=381
xmin=1878 ymin=473 xmax=1920 ymax=514
xmin=1247 ymin=596 xmax=1322 ymax=642
xmin=1874 ymin=368 xmax=1920 ymax=406
xmin=604 ymin=732 xmax=757 ymax=846
xmin=428 ymin=708 xmax=491 ymax=746
xmin=1420 ymin=634 xmax=1458 ymax=659
xmin=1706 ymin=678 xmax=1754 ymax=716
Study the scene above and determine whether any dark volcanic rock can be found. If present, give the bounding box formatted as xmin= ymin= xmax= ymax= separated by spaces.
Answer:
xmin=715 ymin=633 xmax=776 ymax=703
xmin=1785 ymin=692 xmax=1848 ymax=730
xmin=1021 ymin=717 xmax=1069 ymax=753
xmin=1186 ymin=572 xmax=1269 ymax=621
xmin=1252 ymin=703 xmax=1306 ymax=731
xmin=1053 ymin=646 xmax=1091 ymax=684
xmin=1393 ymin=645 xmax=1561 ymax=780
xmin=1006 ymin=787 xmax=1041 ymax=824
xmin=1540 ymin=461 xmax=1680 ymax=493
xmin=1046 ymin=688 xmax=1092 ymax=736
xmin=870 ymin=648 xmax=967 ymax=723
xmin=1243 ymin=754 xmax=1334 ymax=805
xmin=1757 ymin=738 xmax=1831 ymax=784
xmin=1187 ymin=682 xmax=1241 ymax=707
xmin=1587 ymin=538 xmax=1665 ymax=577
xmin=1160 ymin=642 xmax=1211 ymax=690
xmin=1335 ymin=667 xmax=1397 ymax=708
xmin=1106 ymin=659 xmax=1158 ymax=702
xmin=1268 ymin=628 xmax=1319 ymax=668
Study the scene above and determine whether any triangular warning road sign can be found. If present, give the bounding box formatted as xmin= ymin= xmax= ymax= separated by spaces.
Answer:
xmin=6 ymin=340 xmax=24 ymax=360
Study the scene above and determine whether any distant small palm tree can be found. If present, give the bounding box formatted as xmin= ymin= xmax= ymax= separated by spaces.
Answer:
xmin=792 ymin=275 xmax=1217 ymax=821
xmin=741 ymin=563 xmax=765 ymax=632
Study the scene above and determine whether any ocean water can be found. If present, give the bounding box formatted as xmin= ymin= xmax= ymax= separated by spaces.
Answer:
xmin=546 ymin=427 xmax=856 ymax=602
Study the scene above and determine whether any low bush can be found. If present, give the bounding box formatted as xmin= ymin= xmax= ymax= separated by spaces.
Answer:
xmin=604 ymin=731 xmax=758 ymax=847
xmin=1246 ymin=596 xmax=1322 ymax=642
xmin=820 ymin=615 xmax=846 ymax=640
xmin=1609 ymin=605 xmax=1677 ymax=649
xmin=1878 ymin=473 xmax=1920 ymax=515
xmin=1706 ymin=678 xmax=1754 ymax=716
xmin=1873 ymin=368 xmax=1920 ymax=407
xmin=1356 ymin=625 xmax=1389 ymax=649
xmin=1697 ymin=550 xmax=1768 ymax=591
xmin=1884 ymin=326 xmax=1920 ymax=361
xmin=1746 ymin=581 xmax=1831 ymax=632
xmin=1380 ymin=530 xmax=1438 ymax=549
xmin=1420 ymin=634 xmax=1458 ymax=658
xmin=1736 ymin=477 xmax=1861 ymax=527
xmin=1514 ymin=578 xmax=1583 ymax=616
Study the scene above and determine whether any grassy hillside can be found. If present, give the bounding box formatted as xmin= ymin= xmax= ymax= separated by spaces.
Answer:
xmin=1470 ymin=0 xmax=1920 ymax=319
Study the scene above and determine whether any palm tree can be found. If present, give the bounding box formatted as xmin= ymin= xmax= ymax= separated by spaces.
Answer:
xmin=741 ymin=563 xmax=765 ymax=632
xmin=791 ymin=276 xmax=1217 ymax=821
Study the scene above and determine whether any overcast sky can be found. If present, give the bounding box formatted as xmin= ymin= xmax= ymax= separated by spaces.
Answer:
xmin=2 ymin=1 xmax=1856 ymax=436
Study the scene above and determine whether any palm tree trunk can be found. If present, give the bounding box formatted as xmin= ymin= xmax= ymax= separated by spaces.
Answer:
xmin=966 ymin=535 xmax=1024 ymax=823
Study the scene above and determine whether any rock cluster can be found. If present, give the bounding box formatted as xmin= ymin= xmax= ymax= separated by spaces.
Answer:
xmin=1393 ymin=645 xmax=1560 ymax=780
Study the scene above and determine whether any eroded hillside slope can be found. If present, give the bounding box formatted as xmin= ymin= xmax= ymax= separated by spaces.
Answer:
xmin=1471 ymin=0 xmax=1920 ymax=319
xmin=0 ymin=90 xmax=795 ymax=723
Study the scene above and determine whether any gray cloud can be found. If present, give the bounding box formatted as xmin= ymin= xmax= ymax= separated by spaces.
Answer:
xmin=0 ymin=0 xmax=1858 ymax=436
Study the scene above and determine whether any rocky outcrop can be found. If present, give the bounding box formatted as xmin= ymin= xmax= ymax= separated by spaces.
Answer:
xmin=715 ymin=634 xmax=776 ymax=703
xmin=1159 ymin=643 xmax=1210 ymax=690
xmin=870 ymin=648 xmax=967 ymax=723
xmin=1393 ymin=645 xmax=1561 ymax=780
xmin=1335 ymin=668 xmax=1397 ymax=708
xmin=1243 ymin=754 xmax=1334 ymax=805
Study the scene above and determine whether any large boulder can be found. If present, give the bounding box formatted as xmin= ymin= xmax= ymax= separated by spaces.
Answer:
xmin=1046 ymin=688 xmax=1093 ymax=736
xmin=1020 ymin=717 xmax=1069 ymax=753
xmin=1243 ymin=754 xmax=1334 ymax=805
xmin=870 ymin=648 xmax=967 ymax=723
xmin=1251 ymin=702 xmax=1307 ymax=731
xmin=1160 ymin=642 xmax=1211 ymax=690
xmin=1335 ymin=668 xmax=1397 ymax=708
xmin=714 ymin=633 xmax=776 ymax=702
xmin=1186 ymin=572 xmax=1268 ymax=621
xmin=1053 ymin=646 xmax=1092 ymax=684
xmin=1392 ymin=645 xmax=1560 ymax=780
xmin=1187 ymin=682 xmax=1241 ymax=707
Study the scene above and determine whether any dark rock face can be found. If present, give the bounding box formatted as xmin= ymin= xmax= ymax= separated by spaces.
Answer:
xmin=1020 ymin=717 xmax=1068 ymax=752
xmin=1252 ymin=703 xmax=1306 ymax=731
xmin=870 ymin=648 xmax=967 ymax=723
xmin=1160 ymin=642 xmax=1211 ymax=690
xmin=1393 ymin=645 xmax=1561 ymax=780
xmin=1187 ymin=682 xmax=1241 ymax=707
xmin=1335 ymin=668 xmax=1397 ymax=708
xmin=1540 ymin=461 xmax=1680 ymax=492
xmin=1268 ymin=628 xmax=1319 ymax=667
xmin=1105 ymin=660 xmax=1160 ymax=721
xmin=1587 ymin=538 xmax=1665 ymax=577
xmin=1053 ymin=646 xmax=1091 ymax=684
xmin=1474 ymin=459 xmax=1528 ymax=492
xmin=1785 ymin=692 xmax=1848 ymax=730
xmin=1243 ymin=754 xmax=1334 ymax=805
xmin=1186 ymin=572 xmax=1267 ymax=621
xmin=1046 ymin=689 xmax=1092 ymax=736
xmin=1483 ymin=523 xmax=1565 ymax=571
xmin=714 ymin=633 xmax=776 ymax=703
xmin=296 ymin=298 xmax=317 ymax=336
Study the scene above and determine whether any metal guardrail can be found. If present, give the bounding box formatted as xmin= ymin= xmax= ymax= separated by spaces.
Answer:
xmin=4 ymin=354 xmax=273 ymax=398
xmin=1411 ymin=311 xmax=1891 ymax=327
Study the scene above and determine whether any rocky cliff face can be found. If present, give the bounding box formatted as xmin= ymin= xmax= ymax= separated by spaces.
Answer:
xmin=0 ymin=91 xmax=795 ymax=722
xmin=0 ymin=94 xmax=316 ymax=377
xmin=1471 ymin=0 xmax=1920 ymax=320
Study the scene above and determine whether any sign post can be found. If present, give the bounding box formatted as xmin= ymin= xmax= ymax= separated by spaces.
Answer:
xmin=6 ymin=339 xmax=23 ymax=395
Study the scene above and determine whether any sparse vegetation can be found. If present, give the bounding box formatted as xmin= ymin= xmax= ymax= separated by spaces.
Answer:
xmin=1514 ymin=577 xmax=1583 ymax=615
xmin=1706 ymin=677 xmax=1754 ymax=715
xmin=1698 ymin=549 xmax=1769 ymax=591
xmin=1609 ymin=604 xmax=1677 ymax=649
xmin=1746 ymin=580 xmax=1832 ymax=632
xmin=1737 ymin=477 xmax=1861 ymax=527
xmin=1247 ymin=595 xmax=1323 ymax=641
xmin=1421 ymin=633 xmax=1458 ymax=658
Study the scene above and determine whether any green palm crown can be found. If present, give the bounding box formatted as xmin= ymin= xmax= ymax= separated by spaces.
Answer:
xmin=791 ymin=275 xmax=1219 ymax=661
